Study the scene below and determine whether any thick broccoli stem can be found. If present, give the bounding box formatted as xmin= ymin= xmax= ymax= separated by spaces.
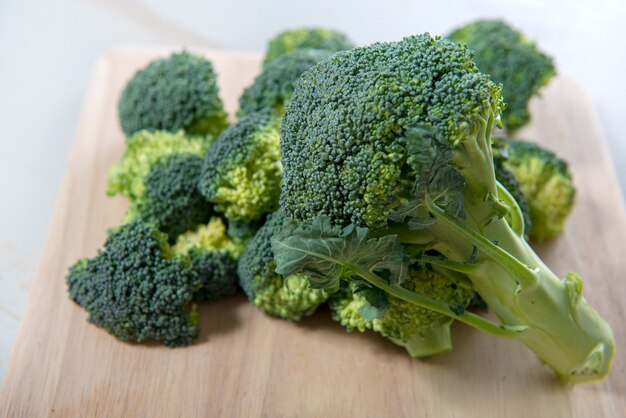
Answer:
xmin=426 ymin=205 xmax=614 ymax=383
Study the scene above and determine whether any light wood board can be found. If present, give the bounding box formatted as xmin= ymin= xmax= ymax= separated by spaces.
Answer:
xmin=1 ymin=47 xmax=625 ymax=417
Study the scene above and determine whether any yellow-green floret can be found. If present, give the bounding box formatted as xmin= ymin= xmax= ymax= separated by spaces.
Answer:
xmin=263 ymin=27 xmax=354 ymax=66
xmin=173 ymin=217 xmax=246 ymax=301
xmin=198 ymin=110 xmax=282 ymax=223
xmin=108 ymin=130 xmax=211 ymax=202
xmin=238 ymin=211 xmax=327 ymax=321
xmin=502 ymin=139 xmax=575 ymax=240
xmin=448 ymin=19 xmax=555 ymax=132
xmin=118 ymin=51 xmax=228 ymax=136
xmin=66 ymin=220 xmax=202 ymax=347
xmin=331 ymin=267 xmax=474 ymax=357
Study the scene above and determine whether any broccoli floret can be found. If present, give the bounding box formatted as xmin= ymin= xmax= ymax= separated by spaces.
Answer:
xmin=122 ymin=153 xmax=213 ymax=239
xmin=118 ymin=51 xmax=228 ymax=137
xmin=198 ymin=110 xmax=282 ymax=223
xmin=108 ymin=130 xmax=210 ymax=202
xmin=238 ymin=210 xmax=327 ymax=321
xmin=273 ymin=34 xmax=613 ymax=383
xmin=66 ymin=220 xmax=202 ymax=347
xmin=502 ymin=139 xmax=576 ymax=241
xmin=238 ymin=49 xmax=333 ymax=117
xmin=173 ymin=217 xmax=245 ymax=301
xmin=331 ymin=266 xmax=475 ymax=357
xmin=448 ymin=19 xmax=556 ymax=132
xmin=264 ymin=27 xmax=355 ymax=66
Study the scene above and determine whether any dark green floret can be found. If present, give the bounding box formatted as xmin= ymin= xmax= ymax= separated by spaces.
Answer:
xmin=238 ymin=210 xmax=327 ymax=321
xmin=264 ymin=27 xmax=355 ymax=66
xmin=173 ymin=217 xmax=246 ymax=301
xmin=331 ymin=266 xmax=475 ymax=357
xmin=66 ymin=220 xmax=202 ymax=347
xmin=108 ymin=130 xmax=211 ymax=202
xmin=501 ymin=139 xmax=576 ymax=241
xmin=123 ymin=153 xmax=213 ymax=239
xmin=274 ymin=34 xmax=613 ymax=383
xmin=448 ymin=19 xmax=556 ymax=132
xmin=199 ymin=109 xmax=282 ymax=223
xmin=118 ymin=51 xmax=228 ymax=136
xmin=238 ymin=49 xmax=333 ymax=117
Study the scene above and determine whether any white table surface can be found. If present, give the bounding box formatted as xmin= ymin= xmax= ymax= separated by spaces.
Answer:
xmin=1 ymin=0 xmax=625 ymax=380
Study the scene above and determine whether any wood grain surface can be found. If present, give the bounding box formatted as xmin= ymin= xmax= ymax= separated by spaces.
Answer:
xmin=1 ymin=47 xmax=625 ymax=418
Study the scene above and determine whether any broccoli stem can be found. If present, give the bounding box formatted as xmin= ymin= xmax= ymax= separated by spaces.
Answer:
xmin=496 ymin=181 xmax=525 ymax=236
xmin=390 ymin=320 xmax=455 ymax=358
xmin=415 ymin=200 xmax=615 ymax=383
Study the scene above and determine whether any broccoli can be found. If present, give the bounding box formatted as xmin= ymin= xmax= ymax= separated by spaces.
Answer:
xmin=118 ymin=51 xmax=228 ymax=137
xmin=238 ymin=210 xmax=328 ymax=321
xmin=331 ymin=266 xmax=475 ymax=357
xmin=173 ymin=217 xmax=245 ymax=301
xmin=122 ymin=153 xmax=212 ymax=239
xmin=108 ymin=130 xmax=210 ymax=202
xmin=264 ymin=27 xmax=355 ymax=66
xmin=66 ymin=220 xmax=202 ymax=347
xmin=238 ymin=49 xmax=333 ymax=117
xmin=448 ymin=19 xmax=555 ymax=132
xmin=198 ymin=110 xmax=282 ymax=223
xmin=273 ymin=34 xmax=614 ymax=383
xmin=501 ymin=139 xmax=576 ymax=241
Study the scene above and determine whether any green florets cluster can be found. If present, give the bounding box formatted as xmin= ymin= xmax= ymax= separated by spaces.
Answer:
xmin=448 ymin=19 xmax=556 ymax=132
xmin=280 ymin=34 xmax=502 ymax=228
xmin=502 ymin=139 xmax=576 ymax=240
xmin=199 ymin=109 xmax=282 ymax=223
xmin=238 ymin=49 xmax=333 ymax=117
xmin=264 ymin=27 xmax=355 ymax=66
xmin=173 ymin=217 xmax=245 ymax=301
xmin=123 ymin=153 xmax=213 ymax=238
xmin=107 ymin=130 xmax=211 ymax=202
xmin=238 ymin=211 xmax=327 ymax=321
xmin=118 ymin=51 xmax=228 ymax=136
xmin=66 ymin=220 xmax=202 ymax=347
xmin=331 ymin=267 xmax=475 ymax=357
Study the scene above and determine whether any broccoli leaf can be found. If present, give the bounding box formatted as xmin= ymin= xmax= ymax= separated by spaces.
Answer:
xmin=351 ymin=279 xmax=390 ymax=321
xmin=271 ymin=216 xmax=408 ymax=293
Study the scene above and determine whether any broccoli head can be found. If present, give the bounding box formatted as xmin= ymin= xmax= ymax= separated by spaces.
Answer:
xmin=66 ymin=220 xmax=202 ymax=347
xmin=264 ymin=27 xmax=354 ymax=66
xmin=118 ymin=51 xmax=228 ymax=137
xmin=502 ymin=139 xmax=576 ymax=241
xmin=238 ymin=210 xmax=327 ymax=321
xmin=448 ymin=19 xmax=556 ymax=132
xmin=274 ymin=34 xmax=613 ymax=383
xmin=238 ymin=48 xmax=333 ymax=117
xmin=331 ymin=266 xmax=475 ymax=357
xmin=122 ymin=153 xmax=213 ymax=239
xmin=198 ymin=110 xmax=282 ymax=223
xmin=173 ymin=217 xmax=245 ymax=301
xmin=107 ymin=130 xmax=210 ymax=202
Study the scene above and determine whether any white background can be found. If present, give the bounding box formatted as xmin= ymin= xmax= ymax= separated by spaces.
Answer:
xmin=1 ymin=0 xmax=625 ymax=379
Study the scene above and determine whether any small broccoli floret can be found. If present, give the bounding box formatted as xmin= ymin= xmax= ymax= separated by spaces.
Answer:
xmin=238 ymin=49 xmax=333 ymax=117
xmin=173 ymin=217 xmax=245 ymax=301
xmin=238 ymin=210 xmax=327 ymax=321
xmin=198 ymin=110 xmax=282 ymax=223
xmin=331 ymin=267 xmax=475 ymax=357
xmin=502 ymin=139 xmax=576 ymax=241
xmin=264 ymin=27 xmax=355 ymax=66
xmin=118 ymin=51 xmax=228 ymax=136
xmin=66 ymin=220 xmax=202 ymax=347
xmin=122 ymin=153 xmax=212 ymax=239
xmin=274 ymin=34 xmax=614 ymax=383
xmin=108 ymin=130 xmax=210 ymax=201
xmin=448 ymin=19 xmax=556 ymax=132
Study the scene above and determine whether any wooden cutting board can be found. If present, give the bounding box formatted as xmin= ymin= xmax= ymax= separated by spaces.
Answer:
xmin=1 ymin=47 xmax=625 ymax=418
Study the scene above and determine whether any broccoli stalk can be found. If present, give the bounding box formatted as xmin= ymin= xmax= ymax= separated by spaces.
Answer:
xmin=273 ymin=34 xmax=614 ymax=383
